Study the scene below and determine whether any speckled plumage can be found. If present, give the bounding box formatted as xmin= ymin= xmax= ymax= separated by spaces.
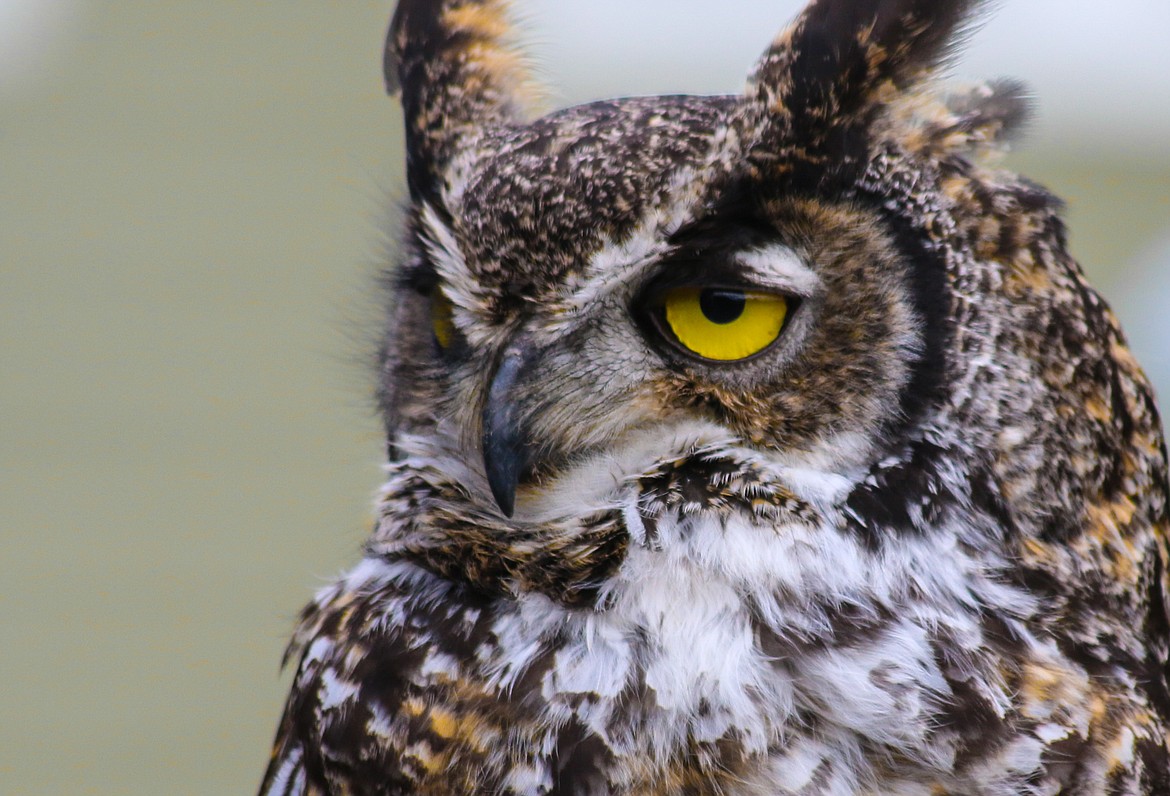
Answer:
xmin=259 ymin=1 xmax=1170 ymax=793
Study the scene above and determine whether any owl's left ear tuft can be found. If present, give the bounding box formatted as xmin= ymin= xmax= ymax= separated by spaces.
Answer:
xmin=748 ymin=0 xmax=988 ymax=157
xmin=384 ymin=0 xmax=533 ymax=203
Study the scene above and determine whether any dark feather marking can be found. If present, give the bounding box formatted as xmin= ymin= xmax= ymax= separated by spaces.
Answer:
xmin=928 ymin=624 xmax=1013 ymax=769
xmin=854 ymin=153 xmax=954 ymax=444
xmin=843 ymin=442 xmax=958 ymax=547
xmin=550 ymin=723 xmax=615 ymax=796
xmin=635 ymin=450 xmax=817 ymax=542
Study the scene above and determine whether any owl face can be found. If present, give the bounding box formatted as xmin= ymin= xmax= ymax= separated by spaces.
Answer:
xmin=377 ymin=1 xmax=981 ymax=517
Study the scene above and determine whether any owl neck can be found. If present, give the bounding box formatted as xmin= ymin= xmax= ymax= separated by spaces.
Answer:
xmin=367 ymin=434 xmax=836 ymax=609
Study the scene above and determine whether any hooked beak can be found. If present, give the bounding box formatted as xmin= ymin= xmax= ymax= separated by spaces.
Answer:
xmin=481 ymin=347 xmax=534 ymax=517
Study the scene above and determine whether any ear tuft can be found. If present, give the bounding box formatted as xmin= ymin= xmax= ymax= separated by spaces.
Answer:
xmin=385 ymin=0 xmax=532 ymax=202
xmin=748 ymin=0 xmax=988 ymax=150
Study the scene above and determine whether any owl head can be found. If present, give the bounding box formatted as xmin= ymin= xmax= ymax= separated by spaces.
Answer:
xmin=374 ymin=0 xmax=1156 ymax=556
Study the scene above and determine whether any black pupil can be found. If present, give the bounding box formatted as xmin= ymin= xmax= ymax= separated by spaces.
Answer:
xmin=699 ymin=289 xmax=746 ymax=324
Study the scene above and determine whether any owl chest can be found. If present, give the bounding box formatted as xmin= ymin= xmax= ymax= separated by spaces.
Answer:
xmin=542 ymin=547 xmax=784 ymax=755
xmin=448 ymin=512 xmax=956 ymax=791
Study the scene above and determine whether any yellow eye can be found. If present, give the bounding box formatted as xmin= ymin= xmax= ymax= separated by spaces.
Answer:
xmin=661 ymin=287 xmax=788 ymax=361
xmin=431 ymin=291 xmax=456 ymax=350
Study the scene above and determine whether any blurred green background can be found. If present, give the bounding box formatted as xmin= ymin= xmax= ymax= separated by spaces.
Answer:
xmin=2 ymin=2 xmax=1167 ymax=793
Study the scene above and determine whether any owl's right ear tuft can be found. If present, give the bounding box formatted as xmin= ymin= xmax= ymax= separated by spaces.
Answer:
xmin=384 ymin=0 xmax=531 ymax=203
xmin=746 ymin=0 xmax=988 ymax=175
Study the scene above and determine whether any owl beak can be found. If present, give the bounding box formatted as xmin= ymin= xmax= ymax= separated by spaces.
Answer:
xmin=482 ymin=347 xmax=532 ymax=518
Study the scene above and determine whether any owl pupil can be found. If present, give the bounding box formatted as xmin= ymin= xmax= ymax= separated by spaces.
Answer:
xmin=699 ymin=289 xmax=746 ymax=324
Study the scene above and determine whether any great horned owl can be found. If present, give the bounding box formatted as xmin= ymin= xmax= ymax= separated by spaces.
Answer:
xmin=259 ymin=0 xmax=1170 ymax=793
